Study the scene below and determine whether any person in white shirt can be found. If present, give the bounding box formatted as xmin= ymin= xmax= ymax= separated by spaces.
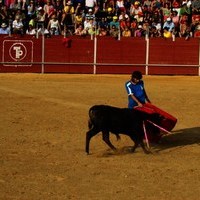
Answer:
xmin=26 ymin=24 xmax=36 ymax=36
xmin=47 ymin=14 xmax=62 ymax=35
xmin=12 ymin=15 xmax=24 ymax=34
xmin=85 ymin=0 xmax=97 ymax=11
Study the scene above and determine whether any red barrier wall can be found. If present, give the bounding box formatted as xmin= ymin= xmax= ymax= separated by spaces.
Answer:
xmin=149 ymin=38 xmax=199 ymax=75
xmin=96 ymin=37 xmax=146 ymax=74
xmin=44 ymin=36 xmax=94 ymax=73
xmin=0 ymin=35 xmax=199 ymax=75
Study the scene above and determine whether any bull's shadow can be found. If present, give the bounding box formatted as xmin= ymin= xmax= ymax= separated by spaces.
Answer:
xmin=101 ymin=127 xmax=200 ymax=156
xmin=153 ymin=127 xmax=200 ymax=152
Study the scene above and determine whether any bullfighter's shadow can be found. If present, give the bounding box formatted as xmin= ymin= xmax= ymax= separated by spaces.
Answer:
xmin=152 ymin=127 xmax=200 ymax=152
xmin=101 ymin=127 xmax=200 ymax=156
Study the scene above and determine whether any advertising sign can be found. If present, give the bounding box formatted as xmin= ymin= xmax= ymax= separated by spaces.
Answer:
xmin=2 ymin=40 xmax=33 ymax=66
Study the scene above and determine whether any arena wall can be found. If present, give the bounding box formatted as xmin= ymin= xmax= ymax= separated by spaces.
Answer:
xmin=0 ymin=35 xmax=199 ymax=75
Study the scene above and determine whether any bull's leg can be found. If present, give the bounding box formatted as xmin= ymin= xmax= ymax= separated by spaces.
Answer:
xmin=102 ymin=131 xmax=117 ymax=151
xmin=129 ymin=134 xmax=151 ymax=154
xmin=86 ymin=128 xmax=99 ymax=155
xmin=129 ymin=134 xmax=139 ymax=153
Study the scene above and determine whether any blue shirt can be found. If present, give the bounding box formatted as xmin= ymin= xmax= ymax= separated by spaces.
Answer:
xmin=0 ymin=28 xmax=10 ymax=34
xmin=163 ymin=21 xmax=175 ymax=32
xmin=125 ymin=80 xmax=146 ymax=108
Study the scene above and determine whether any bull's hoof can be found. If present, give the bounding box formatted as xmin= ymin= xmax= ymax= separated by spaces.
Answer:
xmin=144 ymin=149 xmax=152 ymax=154
xmin=130 ymin=147 xmax=136 ymax=153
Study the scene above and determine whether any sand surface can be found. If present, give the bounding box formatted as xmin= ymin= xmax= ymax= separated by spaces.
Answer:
xmin=0 ymin=74 xmax=199 ymax=200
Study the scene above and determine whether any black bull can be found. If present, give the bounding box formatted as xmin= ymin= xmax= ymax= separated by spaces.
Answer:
xmin=86 ymin=105 xmax=162 ymax=154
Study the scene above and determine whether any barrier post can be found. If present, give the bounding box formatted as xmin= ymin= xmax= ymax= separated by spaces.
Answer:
xmin=145 ymin=32 xmax=149 ymax=75
xmin=41 ymin=24 xmax=45 ymax=74
xmin=199 ymin=39 xmax=200 ymax=76
xmin=93 ymin=31 xmax=97 ymax=74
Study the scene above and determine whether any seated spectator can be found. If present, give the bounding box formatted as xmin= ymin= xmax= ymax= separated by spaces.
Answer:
xmin=54 ymin=0 xmax=63 ymax=22
xmin=191 ymin=0 xmax=200 ymax=14
xmin=28 ymin=17 xmax=35 ymax=29
xmin=84 ymin=17 xmax=94 ymax=31
xmin=105 ymin=7 xmax=114 ymax=26
xmin=0 ymin=5 xmax=10 ymax=25
xmin=98 ymin=17 xmax=109 ymax=29
xmin=116 ymin=0 xmax=126 ymax=14
xmin=12 ymin=15 xmax=24 ymax=35
xmin=15 ymin=8 xmax=26 ymax=23
xmin=0 ymin=22 xmax=10 ymax=34
xmin=26 ymin=24 xmax=36 ymax=36
xmin=190 ymin=15 xmax=198 ymax=34
xmin=110 ymin=16 xmax=120 ymax=29
xmin=43 ymin=0 xmax=55 ymax=21
xmin=151 ymin=0 xmax=162 ymax=10
xmin=27 ymin=0 xmax=36 ymax=21
xmin=74 ymin=24 xmax=87 ymax=36
xmin=163 ymin=27 xmax=172 ymax=38
xmin=171 ymin=10 xmax=179 ymax=27
xmin=194 ymin=24 xmax=200 ymax=37
xmin=171 ymin=10 xmax=180 ymax=36
xmin=162 ymin=3 xmax=171 ymax=22
xmin=74 ymin=11 xmax=84 ymax=29
xmin=35 ymin=7 xmax=46 ymax=29
xmin=47 ymin=14 xmax=62 ymax=35
xmin=85 ymin=8 xmax=95 ymax=19
xmin=120 ymin=18 xmax=127 ymax=33
xmin=142 ymin=19 xmax=150 ymax=36
xmin=130 ymin=1 xmax=143 ymax=22
xmin=179 ymin=3 xmax=191 ymax=17
xmin=119 ymin=10 xmax=129 ymax=21
xmin=151 ymin=7 xmax=162 ymax=25
xmin=98 ymin=26 xmax=108 ymax=36
xmin=192 ymin=13 xmax=200 ymax=27
xmin=122 ymin=26 xmax=131 ymax=37
xmin=109 ymin=24 xmax=119 ymax=38
xmin=142 ymin=5 xmax=152 ymax=22
xmin=124 ymin=0 xmax=131 ymax=15
xmin=172 ymin=0 xmax=181 ymax=16
xmin=88 ymin=26 xmax=99 ymax=36
xmin=149 ymin=26 xmax=161 ymax=37
xmin=130 ymin=18 xmax=137 ymax=36
xmin=143 ymin=0 xmax=152 ymax=9
xmin=106 ymin=0 xmax=115 ymax=11
xmin=134 ymin=24 xmax=145 ymax=37
xmin=179 ymin=22 xmax=190 ymax=39
xmin=163 ymin=17 xmax=175 ymax=32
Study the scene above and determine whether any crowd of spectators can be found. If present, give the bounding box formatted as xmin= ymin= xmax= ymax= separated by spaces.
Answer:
xmin=0 ymin=0 xmax=200 ymax=39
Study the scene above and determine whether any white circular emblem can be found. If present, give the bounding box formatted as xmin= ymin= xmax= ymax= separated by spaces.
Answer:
xmin=9 ymin=43 xmax=27 ymax=61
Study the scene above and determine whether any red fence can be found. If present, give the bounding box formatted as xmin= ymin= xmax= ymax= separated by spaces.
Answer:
xmin=0 ymin=35 xmax=199 ymax=75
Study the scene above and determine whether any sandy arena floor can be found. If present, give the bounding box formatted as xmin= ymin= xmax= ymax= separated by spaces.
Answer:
xmin=0 ymin=73 xmax=199 ymax=200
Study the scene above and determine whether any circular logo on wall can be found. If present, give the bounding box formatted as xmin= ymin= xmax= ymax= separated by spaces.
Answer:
xmin=9 ymin=43 xmax=27 ymax=61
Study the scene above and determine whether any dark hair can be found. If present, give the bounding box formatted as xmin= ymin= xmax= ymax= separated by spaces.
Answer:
xmin=131 ymin=71 xmax=143 ymax=80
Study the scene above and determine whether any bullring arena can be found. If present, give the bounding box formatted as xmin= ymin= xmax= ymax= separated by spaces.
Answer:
xmin=0 ymin=73 xmax=199 ymax=200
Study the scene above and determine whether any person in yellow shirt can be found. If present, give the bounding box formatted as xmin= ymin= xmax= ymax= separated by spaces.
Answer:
xmin=122 ymin=26 xmax=131 ymax=37
xmin=61 ymin=1 xmax=75 ymax=26
xmin=163 ymin=27 xmax=172 ymax=38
